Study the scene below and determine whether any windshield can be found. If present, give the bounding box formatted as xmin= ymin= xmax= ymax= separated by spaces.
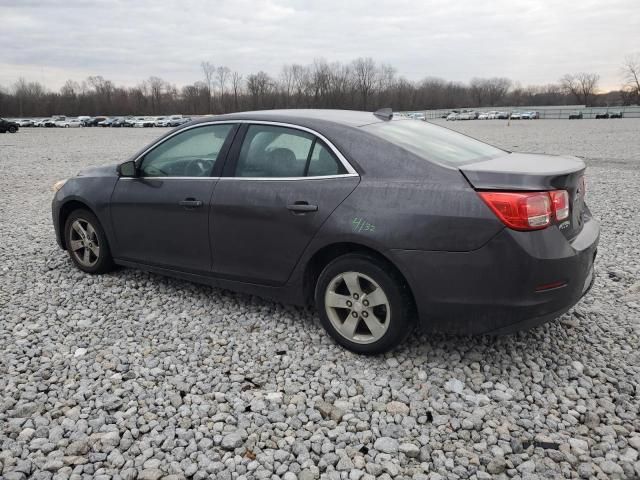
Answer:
xmin=363 ymin=120 xmax=505 ymax=166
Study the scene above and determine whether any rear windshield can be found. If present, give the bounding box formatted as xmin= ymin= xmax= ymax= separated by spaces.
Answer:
xmin=363 ymin=120 xmax=504 ymax=166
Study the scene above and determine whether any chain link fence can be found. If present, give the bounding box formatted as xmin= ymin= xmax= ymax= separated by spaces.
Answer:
xmin=402 ymin=105 xmax=640 ymax=120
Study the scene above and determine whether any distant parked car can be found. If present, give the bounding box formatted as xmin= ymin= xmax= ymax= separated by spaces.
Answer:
xmin=510 ymin=111 xmax=522 ymax=120
xmin=568 ymin=111 xmax=583 ymax=120
xmin=133 ymin=117 xmax=155 ymax=128
xmin=153 ymin=116 xmax=168 ymax=127
xmin=521 ymin=111 xmax=539 ymax=120
xmin=15 ymin=119 xmax=34 ymax=127
xmin=119 ymin=117 xmax=135 ymax=127
xmin=446 ymin=113 xmax=458 ymax=121
xmin=40 ymin=118 xmax=57 ymax=127
xmin=56 ymin=118 xmax=83 ymax=128
xmin=478 ymin=113 xmax=489 ymax=120
xmin=84 ymin=117 xmax=108 ymax=127
xmin=496 ymin=111 xmax=509 ymax=119
xmin=486 ymin=111 xmax=499 ymax=119
xmin=167 ymin=117 xmax=191 ymax=127
xmin=457 ymin=112 xmax=475 ymax=120
xmin=0 ymin=117 xmax=19 ymax=133
xmin=595 ymin=112 xmax=609 ymax=119
xmin=98 ymin=118 xmax=116 ymax=127
xmin=609 ymin=111 xmax=623 ymax=118
xmin=110 ymin=118 xmax=127 ymax=127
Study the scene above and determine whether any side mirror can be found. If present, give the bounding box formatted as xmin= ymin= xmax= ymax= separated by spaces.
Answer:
xmin=118 ymin=160 xmax=137 ymax=177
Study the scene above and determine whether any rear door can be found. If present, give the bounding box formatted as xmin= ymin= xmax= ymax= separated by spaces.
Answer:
xmin=210 ymin=123 xmax=359 ymax=285
xmin=110 ymin=123 xmax=237 ymax=271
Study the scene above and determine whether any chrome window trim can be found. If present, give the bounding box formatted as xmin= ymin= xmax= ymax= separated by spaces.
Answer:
xmin=120 ymin=174 xmax=358 ymax=181
xmin=220 ymin=173 xmax=359 ymax=181
xmin=119 ymin=176 xmax=220 ymax=181
xmin=131 ymin=119 xmax=359 ymax=179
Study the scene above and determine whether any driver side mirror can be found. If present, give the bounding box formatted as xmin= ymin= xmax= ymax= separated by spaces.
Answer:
xmin=118 ymin=160 xmax=137 ymax=177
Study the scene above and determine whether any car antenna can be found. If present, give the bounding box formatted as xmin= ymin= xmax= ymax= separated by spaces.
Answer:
xmin=373 ymin=108 xmax=393 ymax=121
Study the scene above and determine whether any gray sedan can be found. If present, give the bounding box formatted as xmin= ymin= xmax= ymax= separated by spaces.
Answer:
xmin=52 ymin=109 xmax=599 ymax=353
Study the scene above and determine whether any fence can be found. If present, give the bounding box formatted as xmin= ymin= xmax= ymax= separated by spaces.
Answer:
xmin=402 ymin=105 xmax=640 ymax=120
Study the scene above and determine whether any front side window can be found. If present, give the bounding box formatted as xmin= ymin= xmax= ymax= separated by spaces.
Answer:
xmin=140 ymin=124 xmax=234 ymax=177
xmin=235 ymin=124 xmax=347 ymax=178
xmin=363 ymin=120 xmax=504 ymax=166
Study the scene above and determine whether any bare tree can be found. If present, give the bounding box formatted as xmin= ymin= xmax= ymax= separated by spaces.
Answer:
xmin=230 ymin=72 xmax=243 ymax=112
xmin=201 ymin=61 xmax=215 ymax=113
xmin=560 ymin=73 xmax=599 ymax=106
xmin=485 ymin=77 xmax=511 ymax=106
xmin=280 ymin=65 xmax=295 ymax=107
xmin=352 ymin=57 xmax=377 ymax=110
xmin=145 ymin=76 xmax=166 ymax=114
xmin=469 ymin=78 xmax=488 ymax=106
xmin=216 ymin=66 xmax=231 ymax=112
xmin=621 ymin=54 xmax=640 ymax=104
xmin=246 ymin=71 xmax=274 ymax=109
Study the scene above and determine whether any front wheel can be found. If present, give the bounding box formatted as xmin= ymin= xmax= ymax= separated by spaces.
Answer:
xmin=64 ymin=209 xmax=114 ymax=274
xmin=8 ymin=126 xmax=17 ymax=133
xmin=315 ymin=253 xmax=414 ymax=354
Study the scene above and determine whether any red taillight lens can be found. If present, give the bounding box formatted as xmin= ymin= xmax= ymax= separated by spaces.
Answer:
xmin=478 ymin=191 xmax=552 ymax=230
xmin=550 ymin=190 xmax=569 ymax=220
xmin=479 ymin=190 xmax=571 ymax=231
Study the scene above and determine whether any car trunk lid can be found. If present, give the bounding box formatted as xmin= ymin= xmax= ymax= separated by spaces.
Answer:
xmin=460 ymin=152 xmax=587 ymax=239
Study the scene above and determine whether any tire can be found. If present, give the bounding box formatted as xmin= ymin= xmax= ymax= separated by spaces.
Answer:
xmin=65 ymin=125 xmax=70 ymax=128
xmin=64 ymin=209 xmax=114 ymax=274
xmin=314 ymin=253 xmax=415 ymax=354
xmin=8 ymin=126 xmax=17 ymax=133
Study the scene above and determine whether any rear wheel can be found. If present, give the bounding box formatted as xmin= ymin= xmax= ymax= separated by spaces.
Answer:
xmin=8 ymin=126 xmax=17 ymax=133
xmin=64 ymin=209 xmax=114 ymax=274
xmin=315 ymin=253 xmax=414 ymax=354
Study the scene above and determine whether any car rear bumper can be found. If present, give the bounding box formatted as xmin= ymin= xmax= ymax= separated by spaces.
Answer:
xmin=390 ymin=214 xmax=600 ymax=335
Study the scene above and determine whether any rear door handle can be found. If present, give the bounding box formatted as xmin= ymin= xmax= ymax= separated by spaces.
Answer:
xmin=179 ymin=198 xmax=203 ymax=208
xmin=287 ymin=202 xmax=318 ymax=213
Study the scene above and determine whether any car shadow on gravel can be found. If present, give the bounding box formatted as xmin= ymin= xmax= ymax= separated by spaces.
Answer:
xmin=48 ymin=250 xmax=590 ymax=367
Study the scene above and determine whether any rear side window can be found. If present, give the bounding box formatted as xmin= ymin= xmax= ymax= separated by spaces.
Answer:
xmin=235 ymin=124 xmax=347 ymax=178
xmin=363 ymin=120 xmax=504 ymax=166
xmin=307 ymin=142 xmax=347 ymax=176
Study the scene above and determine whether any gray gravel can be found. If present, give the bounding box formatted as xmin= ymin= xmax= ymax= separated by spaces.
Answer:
xmin=1 ymin=122 xmax=639 ymax=479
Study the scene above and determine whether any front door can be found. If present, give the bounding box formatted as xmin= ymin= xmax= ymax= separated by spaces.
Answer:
xmin=110 ymin=123 xmax=236 ymax=272
xmin=211 ymin=123 xmax=359 ymax=284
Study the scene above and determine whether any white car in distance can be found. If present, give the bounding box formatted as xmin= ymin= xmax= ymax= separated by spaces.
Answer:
xmin=55 ymin=118 xmax=83 ymax=128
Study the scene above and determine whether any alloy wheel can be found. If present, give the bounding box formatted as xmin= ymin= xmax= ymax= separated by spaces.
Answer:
xmin=324 ymin=271 xmax=391 ymax=344
xmin=69 ymin=219 xmax=100 ymax=267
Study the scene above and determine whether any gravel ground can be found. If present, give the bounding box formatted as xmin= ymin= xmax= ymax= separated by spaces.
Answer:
xmin=1 ymin=121 xmax=639 ymax=480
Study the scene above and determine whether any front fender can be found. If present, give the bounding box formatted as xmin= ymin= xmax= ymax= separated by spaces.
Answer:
xmin=52 ymin=176 xmax=118 ymax=251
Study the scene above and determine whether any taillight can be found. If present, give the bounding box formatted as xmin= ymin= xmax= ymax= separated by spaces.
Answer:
xmin=550 ymin=190 xmax=569 ymax=220
xmin=478 ymin=190 xmax=569 ymax=231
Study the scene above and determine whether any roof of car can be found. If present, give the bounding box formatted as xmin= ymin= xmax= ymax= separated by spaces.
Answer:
xmin=191 ymin=109 xmax=389 ymax=129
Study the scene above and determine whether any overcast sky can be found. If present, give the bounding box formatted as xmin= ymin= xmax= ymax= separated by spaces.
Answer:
xmin=1 ymin=0 xmax=638 ymax=91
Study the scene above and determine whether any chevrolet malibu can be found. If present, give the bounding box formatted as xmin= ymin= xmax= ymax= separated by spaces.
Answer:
xmin=52 ymin=109 xmax=599 ymax=353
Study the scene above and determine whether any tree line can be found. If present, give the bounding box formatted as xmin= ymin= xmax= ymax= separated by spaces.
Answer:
xmin=1 ymin=55 xmax=639 ymax=118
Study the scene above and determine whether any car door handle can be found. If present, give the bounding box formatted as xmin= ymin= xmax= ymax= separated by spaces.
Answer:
xmin=287 ymin=202 xmax=318 ymax=213
xmin=179 ymin=198 xmax=203 ymax=208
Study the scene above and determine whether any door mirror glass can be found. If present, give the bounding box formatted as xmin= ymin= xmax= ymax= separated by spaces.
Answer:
xmin=118 ymin=160 xmax=137 ymax=177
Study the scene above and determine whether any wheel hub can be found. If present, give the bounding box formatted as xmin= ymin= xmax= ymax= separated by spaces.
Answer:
xmin=324 ymin=271 xmax=391 ymax=345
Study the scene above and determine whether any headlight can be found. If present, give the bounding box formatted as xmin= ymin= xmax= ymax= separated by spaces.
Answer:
xmin=52 ymin=179 xmax=68 ymax=192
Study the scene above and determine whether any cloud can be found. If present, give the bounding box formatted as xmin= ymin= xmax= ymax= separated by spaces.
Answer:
xmin=0 ymin=0 xmax=636 ymax=90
